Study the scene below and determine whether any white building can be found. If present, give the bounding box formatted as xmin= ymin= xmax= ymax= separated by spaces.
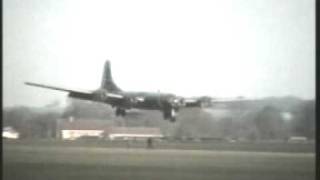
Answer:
xmin=57 ymin=119 xmax=163 ymax=141
xmin=3 ymin=127 xmax=19 ymax=139
xmin=58 ymin=119 xmax=111 ymax=140
xmin=108 ymin=127 xmax=163 ymax=140
xmin=288 ymin=136 xmax=308 ymax=143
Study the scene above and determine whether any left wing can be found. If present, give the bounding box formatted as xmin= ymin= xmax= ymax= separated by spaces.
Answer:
xmin=25 ymin=82 xmax=124 ymax=101
xmin=25 ymin=82 xmax=94 ymax=101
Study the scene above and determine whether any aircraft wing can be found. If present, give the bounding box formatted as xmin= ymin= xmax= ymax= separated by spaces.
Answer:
xmin=210 ymin=98 xmax=256 ymax=103
xmin=183 ymin=97 xmax=258 ymax=108
xmin=25 ymin=82 xmax=124 ymax=101
xmin=25 ymin=82 xmax=95 ymax=101
xmin=183 ymin=98 xmax=203 ymax=107
xmin=208 ymin=98 xmax=263 ymax=111
xmin=25 ymin=82 xmax=93 ymax=93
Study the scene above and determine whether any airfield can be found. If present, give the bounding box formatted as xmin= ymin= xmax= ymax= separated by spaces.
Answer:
xmin=3 ymin=140 xmax=315 ymax=180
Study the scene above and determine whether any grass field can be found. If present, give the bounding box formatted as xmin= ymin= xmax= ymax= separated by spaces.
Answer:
xmin=3 ymin=140 xmax=315 ymax=180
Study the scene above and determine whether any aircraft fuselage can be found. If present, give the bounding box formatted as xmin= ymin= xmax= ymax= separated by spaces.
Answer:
xmin=92 ymin=89 xmax=179 ymax=108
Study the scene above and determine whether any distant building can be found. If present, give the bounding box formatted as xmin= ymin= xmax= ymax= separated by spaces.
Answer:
xmin=57 ymin=118 xmax=163 ymax=141
xmin=57 ymin=119 xmax=111 ymax=140
xmin=3 ymin=127 xmax=19 ymax=139
xmin=108 ymin=127 xmax=163 ymax=140
xmin=288 ymin=136 xmax=308 ymax=143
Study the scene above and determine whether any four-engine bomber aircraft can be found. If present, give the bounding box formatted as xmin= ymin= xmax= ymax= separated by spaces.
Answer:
xmin=26 ymin=61 xmax=204 ymax=122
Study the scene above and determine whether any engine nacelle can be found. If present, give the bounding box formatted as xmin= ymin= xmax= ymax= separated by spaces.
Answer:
xmin=92 ymin=89 xmax=109 ymax=102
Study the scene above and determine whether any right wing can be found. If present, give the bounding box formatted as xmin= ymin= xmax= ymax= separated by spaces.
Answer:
xmin=25 ymin=82 xmax=124 ymax=101
xmin=183 ymin=98 xmax=203 ymax=107
xmin=210 ymin=98 xmax=256 ymax=103
xmin=183 ymin=97 xmax=258 ymax=108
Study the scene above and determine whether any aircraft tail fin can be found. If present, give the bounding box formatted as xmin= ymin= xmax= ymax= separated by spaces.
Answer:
xmin=100 ymin=60 xmax=122 ymax=92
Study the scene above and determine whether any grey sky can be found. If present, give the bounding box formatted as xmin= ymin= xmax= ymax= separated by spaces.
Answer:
xmin=3 ymin=0 xmax=315 ymax=107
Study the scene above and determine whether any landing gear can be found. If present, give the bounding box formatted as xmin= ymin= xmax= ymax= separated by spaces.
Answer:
xmin=163 ymin=108 xmax=177 ymax=122
xmin=115 ymin=107 xmax=126 ymax=117
xmin=169 ymin=116 xmax=176 ymax=123
xmin=163 ymin=111 xmax=170 ymax=120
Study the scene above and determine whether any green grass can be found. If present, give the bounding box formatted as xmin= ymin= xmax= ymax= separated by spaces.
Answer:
xmin=3 ymin=141 xmax=315 ymax=180
xmin=3 ymin=139 xmax=315 ymax=152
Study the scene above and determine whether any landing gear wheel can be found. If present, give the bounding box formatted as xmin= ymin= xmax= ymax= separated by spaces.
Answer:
xmin=121 ymin=109 xmax=126 ymax=116
xmin=163 ymin=112 xmax=169 ymax=120
xmin=169 ymin=116 xmax=176 ymax=123
xmin=163 ymin=108 xmax=177 ymax=122
xmin=115 ymin=108 xmax=126 ymax=117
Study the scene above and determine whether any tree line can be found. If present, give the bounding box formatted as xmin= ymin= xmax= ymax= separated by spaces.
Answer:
xmin=3 ymin=97 xmax=315 ymax=140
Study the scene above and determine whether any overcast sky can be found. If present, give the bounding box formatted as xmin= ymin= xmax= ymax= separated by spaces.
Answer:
xmin=3 ymin=0 xmax=315 ymax=107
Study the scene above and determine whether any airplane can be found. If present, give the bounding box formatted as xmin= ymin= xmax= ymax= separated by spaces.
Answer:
xmin=25 ymin=61 xmax=204 ymax=122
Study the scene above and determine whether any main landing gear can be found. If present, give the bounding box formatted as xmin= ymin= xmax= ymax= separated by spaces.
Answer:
xmin=115 ymin=107 xmax=126 ymax=117
xmin=163 ymin=108 xmax=177 ymax=123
